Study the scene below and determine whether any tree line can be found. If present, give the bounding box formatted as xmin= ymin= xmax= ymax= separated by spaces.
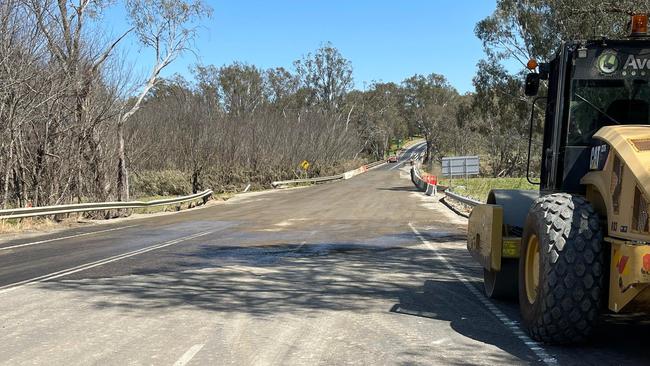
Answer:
xmin=0 ymin=0 xmax=211 ymax=209
xmin=2 ymin=0 xmax=647 ymax=211
xmin=125 ymin=53 xmax=479 ymax=197
xmin=470 ymin=0 xmax=650 ymax=177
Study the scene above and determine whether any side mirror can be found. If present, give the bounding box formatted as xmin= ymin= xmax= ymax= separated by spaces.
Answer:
xmin=525 ymin=73 xmax=540 ymax=96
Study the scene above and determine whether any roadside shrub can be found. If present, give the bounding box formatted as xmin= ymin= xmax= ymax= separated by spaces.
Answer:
xmin=131 ymin=170 xmax=191 ymax=197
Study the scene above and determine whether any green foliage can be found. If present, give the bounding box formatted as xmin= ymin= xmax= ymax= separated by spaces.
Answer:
xmin=217 ymin=62 xmax=267 ymax=116
xmin=346 ymin=82 xmax=408 ymax=159
xmin=293 ymin=42 xmax=354 ymax=111
xmin=127 ymin=0 xmax=213 ymax=50
xmin=402 ymin=73 xmax=459 ymax=163
xmin=265 ymin=67 xmax=300 ymax=109
xmin=475 ymin=1 xmax=648 ymax=65
xmin=471 ymin=58 xmax=533 ymax=177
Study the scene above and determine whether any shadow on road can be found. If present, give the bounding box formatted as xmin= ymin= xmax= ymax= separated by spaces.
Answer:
xmin=35 ymin=231 xmax=529 ymax=363
xmin=390 ymin=278 xmax=538 ymax=364
xmin=37 ymin=229 xmax=650 ymax=365
xmin=43 ymin=236 xmax=467 ymax=316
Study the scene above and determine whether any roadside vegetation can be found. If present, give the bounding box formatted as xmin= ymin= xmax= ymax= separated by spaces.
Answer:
xmin=439 ymin=178 xmax=538 ymax=202
xmin=1 ymin=0 xmax=646 ymax=217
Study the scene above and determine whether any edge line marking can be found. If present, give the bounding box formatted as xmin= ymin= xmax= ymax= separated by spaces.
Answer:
xmin=0 ymin=229 xmax=217 ymax=294
xmin=408 ymin=222 xmax=558 ymax=366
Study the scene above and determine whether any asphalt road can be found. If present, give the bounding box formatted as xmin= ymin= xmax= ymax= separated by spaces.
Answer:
xmin=0 ymin=143 xmax=648 ymax=365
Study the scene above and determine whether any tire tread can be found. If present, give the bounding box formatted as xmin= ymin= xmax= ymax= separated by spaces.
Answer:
xmin=524 ymin=193 xmax=604 ymax=344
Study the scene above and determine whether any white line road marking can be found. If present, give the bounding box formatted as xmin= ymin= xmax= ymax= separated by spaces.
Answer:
xmin=408 ymin=223 xmax=559 ymax=366
xmin=173 ymin=344 xmax=205 ymax=366
xmin=389 ymin=160 xmax=407 ymax=170
xmin=390 ymin=142 xmax=426 ymax=170
xmin=0 ymin=225 xmax=139 ymax=251
xmin=0 ymin=229 xmax=218 ymax=294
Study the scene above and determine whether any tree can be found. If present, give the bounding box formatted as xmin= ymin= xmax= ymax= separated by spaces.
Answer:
xmin=475 ymin=0 xmax=649 ymax=67
xmin=472 ymin=58 xmax=531 ymax=176
xmin=403 ymin=74 xmax=458 ymax=165
xmin=193 ymin=64 xmax=222 ymax=113
xmin=265 ymin=67 xmax=299 ymax=115
xmin=24 ymin=0 xmax=132 ymax=205
xmin=217 ymin=62 xmax=267 ymax=117
xmin=346 ymin=82 xmax=407 ymax=159
xmin=294 ymin=42 xmax=353 ymax=112
xmin=116 ymin=0 xmax=212 ymax=202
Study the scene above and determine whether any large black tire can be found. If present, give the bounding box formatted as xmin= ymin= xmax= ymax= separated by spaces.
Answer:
xmin=484 ymin=259 xmax=518 ymax=300
xmin=519 ymin=193 xmax=605 ymax=344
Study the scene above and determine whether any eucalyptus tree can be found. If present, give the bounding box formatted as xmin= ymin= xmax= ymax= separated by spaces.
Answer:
xmin=472 ymin=58 xmax=531 ymax=176
xmin=346 ymin=82 xmax=407 ymax=159
xmin=116 ymin=0 xmax=212 ymax=202
xmin=402 ymin=73 xmax=459 ymax=164
xmin=265 ymin=67 xmax=300 ymax=115
xmin=217 ymin=62 xmax=267 ymax=117
xmin=293 ymin=43 xmax=354 ymax=113
xmin=476 ymin=0 xmax=650 ymax=67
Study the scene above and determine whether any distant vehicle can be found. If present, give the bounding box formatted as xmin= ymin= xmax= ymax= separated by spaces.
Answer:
xmin=387 ymin=156 xmax=398 ymax=163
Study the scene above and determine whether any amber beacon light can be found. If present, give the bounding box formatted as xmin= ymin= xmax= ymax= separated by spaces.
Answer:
xmin=631 ymin=13 xmax=649 ymax=37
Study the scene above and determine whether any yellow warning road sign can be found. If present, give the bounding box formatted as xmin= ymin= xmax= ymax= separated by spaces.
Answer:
xmin=300 ymin=160 xmax=310 ymax=170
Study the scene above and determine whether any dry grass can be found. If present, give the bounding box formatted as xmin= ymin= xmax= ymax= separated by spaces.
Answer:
xmin=0 ymin=216 xmax=77 ymax=235
xmin=131 ymin=192 xmax=234 ymax=215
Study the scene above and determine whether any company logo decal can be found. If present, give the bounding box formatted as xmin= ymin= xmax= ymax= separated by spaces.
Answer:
xmin=624 ymin=54 xmax=650 ymax=70
xmin=598 ymin=51 xmax=619 ymax=74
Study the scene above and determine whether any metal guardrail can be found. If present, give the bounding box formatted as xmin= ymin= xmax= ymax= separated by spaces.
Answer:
xmin=444 ymin=190 xmax=482 ymax=207
xmin=271 ymin=160 xmax=386 ymax=188
xmin=273 ymin=144 xmax=420 ymax=189
xmin=0 ymin=190 xmax=213 ymax=220
xmin=271 ymin=174 xmax=345 ymax=188
xmin=406 ymin=147 xmax=481 ymax=210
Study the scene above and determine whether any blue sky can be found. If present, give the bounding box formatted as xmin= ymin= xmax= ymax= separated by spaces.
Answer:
xmin=104 ymin=1 xmax=497 ymax=94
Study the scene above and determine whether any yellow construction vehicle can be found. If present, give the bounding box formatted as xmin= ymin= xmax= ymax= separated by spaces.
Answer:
xmin=468 ymin=14 xmax=650 ymax=344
